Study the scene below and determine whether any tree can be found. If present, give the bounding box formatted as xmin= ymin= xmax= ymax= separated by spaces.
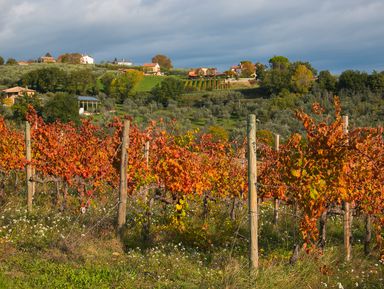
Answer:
xmin=0 ymin=56 xmax=4 ymax=65
xmin=291 ymin=64 xmax=315 ymax=94
xmin=255 ymin=62 xmax=266 ymax=81
xmin=269 ymin=56 xmax=290 ymax=70
xmin=43 ymin=93 xmax=80 ymax=124
xmin=262 ymin=68 xmax=291 ymax=94
xmin=20 ymin=67 xmax=67 ymax=93
xmin=240 ymin=61 xmax=256 ymax=78
xmin=45 ymin=52 xmax=52 ymax=57
xmin=125 ymin=69 xmax=144 ymax=88
xmin=11 ymin=94 xmax=43 ymax=123
xmin=368 ymin=71 xmax=384 ymax=94
xmin=57 ymin=53 xmax=82 ymax=64
xmin=261 ymin=56 xmax=292 ymax=94
xmin=291 ymin=61 xmax=317 ymax=76
xmin=100 ymin=72 xmax=116 ymax=96
xmin=6 ymin=58 xmax=17 ymax=65
xmin=152 ymin=54 xmax=173 ymax=70
xmin=66 ymin=69 xmax=96 ymax=95
xmin=317 ymin=70 xmax=337 ymax=92
xmin=338 ymin=70 xmax=369 ymax=93
xmin=151 ymin=77 xmax=184 ymax=107
xmin=110 ymin=73 xmax=135 ymax=103
xmin=100 ymin=70 xmax=143 ymax=103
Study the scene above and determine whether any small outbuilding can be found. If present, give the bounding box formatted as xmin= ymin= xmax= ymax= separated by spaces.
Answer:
xmin=1 ymin=86 xmax=36 ymax=106
xmin=77 ymin=96 xmax=100 ymax=114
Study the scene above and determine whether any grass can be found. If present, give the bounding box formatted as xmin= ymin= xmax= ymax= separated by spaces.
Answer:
xmin=134 ymin=75 xmax=164 ymax=92
xmin=0 ymin=241 xmax=383 ymax=288
xmin=0 ymin=192 xmax=383 ymax=288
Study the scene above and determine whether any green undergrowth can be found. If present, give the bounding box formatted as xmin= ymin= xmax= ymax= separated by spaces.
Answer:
xmin=0 ymin=194 xmax=383 ymax=288
xmin=0 ymin=242 xmax=383 ymax=288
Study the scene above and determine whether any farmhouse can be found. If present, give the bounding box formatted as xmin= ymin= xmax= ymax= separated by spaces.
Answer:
xmin=39 ymin=53 xmax=56 ymax=63
xmin=80 ymin=55 xmax=94 ymax=64
xmin=1 ymin=86 xmax=36 ymax=106
xmin=230 ymin=65 xmax=242 ymax=76
xmin=143 ymin=63 xmax=161 ymax=75
xmin=229 ymin=63 xmax=257 ymax=78
xmin=188 ymin=67 xmax=219 ymax=78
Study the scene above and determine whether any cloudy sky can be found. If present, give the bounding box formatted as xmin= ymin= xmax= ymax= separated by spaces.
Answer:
xmin=1 ymin=0 xmax=384 ymax=73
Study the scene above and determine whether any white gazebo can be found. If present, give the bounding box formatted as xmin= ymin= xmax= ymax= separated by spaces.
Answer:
xmin=77 ymin=96 xmax=100 ymax=113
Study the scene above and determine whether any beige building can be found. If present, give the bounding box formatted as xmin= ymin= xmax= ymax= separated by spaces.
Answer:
xmin=143 ymin=63 xmax=161 ymax=75
xmin=188 ymin=67 xmax=218 ymax=78
xmin=1 ymin=86 xmax=36 ymax=106
xmin=39 ymin=56 xmax=56 ymax=63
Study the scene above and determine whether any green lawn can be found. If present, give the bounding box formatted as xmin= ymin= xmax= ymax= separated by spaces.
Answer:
xmin=134 ymin=75 xmax=164 ymax=92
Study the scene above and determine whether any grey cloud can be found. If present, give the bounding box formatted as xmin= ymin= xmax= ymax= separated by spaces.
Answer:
xmin=0 ymin=0 xmax=383 ymax=73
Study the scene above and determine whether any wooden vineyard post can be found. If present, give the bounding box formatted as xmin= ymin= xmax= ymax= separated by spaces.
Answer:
xmin=273 ymin=134 xmax=280 ymax=226
xmin=247 ymin=114 xmax=259 ymax=269
xmin=25 ymin=121 xmax=33 ymax=212
xmin=32 ymin=167 xmax=36 ymax=199
xmin=344 ymin=201 xmax=352 ymax=261
xmin=117 ymin=120 xmax=130 ymax=230
xmin=142 ymin=141 xmax=152 ymax=246
xmin=144 ymin=141 xmax=149 ymax=168
xmin=364 ymin=214 xmax=372 ymax=255
xmin=342 ymin=115 xmax=352 ymax=261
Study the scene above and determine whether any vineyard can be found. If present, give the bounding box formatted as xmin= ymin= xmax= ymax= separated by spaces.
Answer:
xmin=0 ymin=98 xmax=383 ymax=287
xmin=184 ymin=79 xmax=230 ymax=91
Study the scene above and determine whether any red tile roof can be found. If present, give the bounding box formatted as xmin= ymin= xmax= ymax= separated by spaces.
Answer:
xmin=143 ymin=63 xmax=158 ymax=67
xmin=2 ymin=86 xmax=36 ymax=93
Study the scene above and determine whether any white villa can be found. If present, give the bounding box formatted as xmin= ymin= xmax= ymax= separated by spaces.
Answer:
xmin=80 ymin=55 xmax=94 ymax=64
xmin=116 ymin=59 xmax=133 ymax=66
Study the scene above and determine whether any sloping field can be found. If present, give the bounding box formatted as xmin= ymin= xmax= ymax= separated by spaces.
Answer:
xmin=134 ymin=75 xmax=164 ymax=92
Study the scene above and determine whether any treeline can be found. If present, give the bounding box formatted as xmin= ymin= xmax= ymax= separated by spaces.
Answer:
xmin=16 ymin=66 xmax=187 ymax=106
xmin=19 ymin=67 xmax=97 ymax=95
xmin=18 ymin=67 xmax=148 ymax=103
xmin=1 ymin=57 xmax=383 ymax=139
xmin=10 ymin=57 xmax=384 ymax=103
xmin=0 ymin=56 xmax=18 ymax=66
xmin=257 ymin=56 xmax=384 ymax=96
xmin=1 ymin=65 xmax=188 ymax=124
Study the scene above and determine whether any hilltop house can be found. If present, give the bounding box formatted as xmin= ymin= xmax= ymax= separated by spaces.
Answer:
xmin=39 ymin=55 xmax=56 ymax=63
xmin=229 ymin=63 xmax=257 ymax=78
xmin=80 ymin=55 xmax=94 ymax=64
xmin=113 ymin=58 xmax=133 ymax=66
xmin=230 ymin=65 xmax=242 ymax=77
xmin=143 ymin=63 xmax=161 ymax=75
xmin=188 ymin=67 xmax=219 ymax=78
xmin=1 ymin=86 xmax=36 ymax=106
